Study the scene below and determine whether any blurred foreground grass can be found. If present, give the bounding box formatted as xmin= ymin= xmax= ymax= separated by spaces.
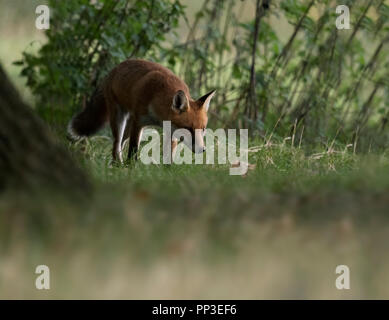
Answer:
xmin=1 ymin=137 xmax=389 ymax=299
xmin=1 ymin=0 xmax=389 ymax=300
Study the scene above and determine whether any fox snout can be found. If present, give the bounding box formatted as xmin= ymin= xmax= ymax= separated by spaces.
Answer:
xmin=176 ymin=128 xmax=206 ymax=154
xmin=193 ymin=128 xmax=206 ymax=153
xmin=178 ymin=135 xmax=205 ymax=153
xmin=193 ymin=144 xmax=206 ymax=153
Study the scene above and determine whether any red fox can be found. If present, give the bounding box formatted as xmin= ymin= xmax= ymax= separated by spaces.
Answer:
xmin=68 ymin=59 xmax=215 ymax=163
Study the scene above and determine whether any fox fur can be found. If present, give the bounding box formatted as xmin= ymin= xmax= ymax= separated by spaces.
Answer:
xmin=68 ymin=59 xmax=215 ymax=162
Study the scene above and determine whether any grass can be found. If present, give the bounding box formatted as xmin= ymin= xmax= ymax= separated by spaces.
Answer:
xmin=1 ymin=134 xmax=389 ymax=299
xmin=1 ymin=0 xmax=389 ymax=300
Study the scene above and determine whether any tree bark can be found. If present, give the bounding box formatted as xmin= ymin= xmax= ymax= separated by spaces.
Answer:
xmin=0 ymin=62 xmax=90 ymax=195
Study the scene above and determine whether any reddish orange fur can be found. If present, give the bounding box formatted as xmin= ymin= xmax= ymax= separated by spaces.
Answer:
xmin=68 ymin=59 xmax=215 ymax=162
xmin=105 ymin=59 xmax=208 ymax=129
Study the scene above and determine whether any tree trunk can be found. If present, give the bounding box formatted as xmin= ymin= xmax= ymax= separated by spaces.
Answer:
xmin=0 ymin=63 xmax=90 ymax=195
xmin=244 ymin=0 xmax=266 ymax=128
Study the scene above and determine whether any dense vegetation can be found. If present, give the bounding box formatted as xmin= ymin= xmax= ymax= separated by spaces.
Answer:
xmin=1 ymin=0 xmax=389 ymax=299
xmin=16 ymin=0 xmax=389 ymax=151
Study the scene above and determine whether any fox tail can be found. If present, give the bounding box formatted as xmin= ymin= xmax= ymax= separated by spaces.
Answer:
xmin=67 ymin=87 xmax=108 ymax=141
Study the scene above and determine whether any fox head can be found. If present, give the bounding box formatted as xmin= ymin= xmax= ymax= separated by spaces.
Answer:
xmin=170 ymin=89 xmax=216 ymax=153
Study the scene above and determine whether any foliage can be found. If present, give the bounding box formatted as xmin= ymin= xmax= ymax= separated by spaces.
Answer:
xmin=16 ymin=0 xmax=389 ymax=151
xmin=4 ymin=0 xmax=389 ymax=300
xmin=15 ymin=0 xmax=185 ymax=124
xmin=168 ymin=0 xmax=388 ymax=151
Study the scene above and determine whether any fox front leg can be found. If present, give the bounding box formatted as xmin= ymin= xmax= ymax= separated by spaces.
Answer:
xmin=171 ymin=138 xmax=178 ymax=163
xmin=127 ymin=118 xmax=143 ymax=161
xmin=109 ymin=105 xmax=129 ymax=164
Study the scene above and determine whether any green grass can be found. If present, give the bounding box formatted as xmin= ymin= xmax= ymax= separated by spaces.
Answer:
xmin=1 ymin=134 xmax=389 ymax=299
xmin=1 ymin=0 xmax=389 ymax=299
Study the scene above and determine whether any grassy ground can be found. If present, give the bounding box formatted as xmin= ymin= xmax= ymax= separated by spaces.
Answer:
xmin=1 ymin=0 xmax=389 ymax=300
xmin=1 ymin=135 xmax=389 ymax=299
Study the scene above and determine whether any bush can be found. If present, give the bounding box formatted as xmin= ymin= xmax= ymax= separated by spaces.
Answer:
xmin=15 ymin=0 xmax=185 ymax=127
xmin=17 ymin=0 xmax=389 ymax=151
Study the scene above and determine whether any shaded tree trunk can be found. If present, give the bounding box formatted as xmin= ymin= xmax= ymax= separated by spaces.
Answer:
xmin=0 ymin=63 xmax=90 ymax=195
xmin=244 ymin=0 xmax=268 ymax=128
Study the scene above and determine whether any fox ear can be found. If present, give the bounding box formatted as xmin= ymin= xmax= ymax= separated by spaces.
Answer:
xmin=172 ymin=90 xmax=189 ymax=113
xmin=197 ymin=89 xmax=216 ymax=112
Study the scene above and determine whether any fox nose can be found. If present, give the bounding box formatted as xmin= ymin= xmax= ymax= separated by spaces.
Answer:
xmin=194 ymin=145 xmax=206 ymax=153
